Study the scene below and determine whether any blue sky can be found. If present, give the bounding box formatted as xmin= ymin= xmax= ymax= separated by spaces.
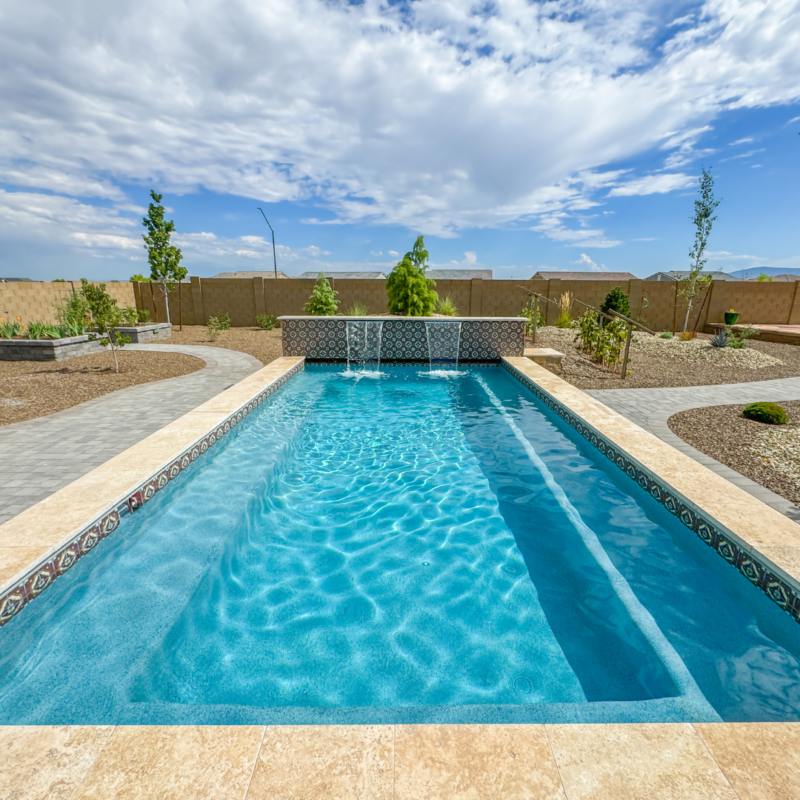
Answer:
xmin=1 ymin=0 xmax=798 ymax=281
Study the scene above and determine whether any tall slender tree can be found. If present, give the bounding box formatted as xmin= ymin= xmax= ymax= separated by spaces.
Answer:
xmin=386 ymin=235 xmax=438 ymax=316
xmin=679 ymin=167 xmax=721 ymax=331
xmin=141 ymin=190 xmax=186 ymax=324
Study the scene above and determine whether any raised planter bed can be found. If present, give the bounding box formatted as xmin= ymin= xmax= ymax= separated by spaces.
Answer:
xmin=0 ymin=335 xmax=105 ymax=362
xmin=114 ymin=322 xmax=172 ymax=343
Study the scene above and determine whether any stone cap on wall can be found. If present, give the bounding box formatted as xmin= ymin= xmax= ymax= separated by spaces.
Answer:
xmin=277 ymin=315 xmax=525 ymax=321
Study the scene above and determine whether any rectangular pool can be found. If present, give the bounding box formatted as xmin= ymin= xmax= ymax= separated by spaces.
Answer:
xmin=1 ymin=364 xmax=800 ymax=724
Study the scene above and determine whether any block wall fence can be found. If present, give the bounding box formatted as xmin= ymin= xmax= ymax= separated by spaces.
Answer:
xmin=5 ymin=278 xmax=800 ymax=331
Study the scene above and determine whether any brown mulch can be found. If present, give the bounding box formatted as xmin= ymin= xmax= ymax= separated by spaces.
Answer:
xmin=0 ymin=351 xmax=204 ymax=426
xmin=158 ymin=325 xmax=283 ymax=366
xmin=533 ymin=329 xmax=800 ymax=390
xmin=668 ymin=402 xmax=800 ymax=507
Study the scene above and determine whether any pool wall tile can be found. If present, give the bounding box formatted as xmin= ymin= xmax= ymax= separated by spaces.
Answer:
xmin=501 ymin=357 xmax=800 ymax=625
xmin=279 ymin=316 xmax=525 ymax=361
xmin=0 ymin=357 xmax=305 ymax=627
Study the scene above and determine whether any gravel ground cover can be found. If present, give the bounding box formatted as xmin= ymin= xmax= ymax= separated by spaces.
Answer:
xmin=534 ymin=326 xmax=800 ymax=389
xmin=668 ymin=401 xmax=800 ymax=507
xmin=159 ymin=325 xmax=283 ymax=365
xmin=0 ymin=351 xmax=204 ymax=426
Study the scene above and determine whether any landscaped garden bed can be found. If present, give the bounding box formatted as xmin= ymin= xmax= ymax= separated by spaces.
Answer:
xmin=0 ymin=334 xmax=104 ymax=362
xmin=668 ymin=401 xmax=800 ymax=507
xmin=534 ymin=326 xmax=800 ymax=389
xmin=0 ymin=351 xmax=204 ymax=426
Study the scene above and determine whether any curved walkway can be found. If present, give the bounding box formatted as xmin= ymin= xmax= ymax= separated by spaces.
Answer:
xmin=0 ymin=344 xmax=262 ymax=525
xmin=586 ymin=376 xmax=800 ymax=522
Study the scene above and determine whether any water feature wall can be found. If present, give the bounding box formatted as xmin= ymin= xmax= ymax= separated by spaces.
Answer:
xmin=280 ymin=317 xmax=525 ymax=362
xmin=346 ymin=321 xmax=383 ymax=371
xmin=425 ymin=321 xmax=461 ymax=368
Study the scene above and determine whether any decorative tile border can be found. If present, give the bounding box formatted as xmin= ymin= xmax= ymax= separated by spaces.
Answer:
xmin=0 ymin=360 xmax=305 ymax=627
xmin=501 ymin=358 xmax=800 ymax=625
xmin=280 ymin=317 xmax=525 ymax=361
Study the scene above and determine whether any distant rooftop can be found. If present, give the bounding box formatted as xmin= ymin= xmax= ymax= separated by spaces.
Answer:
xmin=531 ymin=271 xmax=636 ymax=281
xmin=427 ymin=269 xmax=492 ymax=280
xmin=211 ymin=270 xmax=290 ymax=279
xmin=644 ymin=270 xmax=740 ymax=281
xmin=297 ymin=271 xmax=387 ymax=279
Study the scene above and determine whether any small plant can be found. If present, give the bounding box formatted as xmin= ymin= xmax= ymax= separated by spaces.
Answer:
xmin=44 ymin=324 xmax=63 ymax=339
xmin=678 ymin=330 xmax=697 ymax=341
xmin=435 ymin=295 xmax=459 ymax=316
xmin=0 ymin=320 xmax=22 ymax=339
xmin=25 ymin=321 xmax=47 ymax=340
xmin=659 ymin=331 xmax=674 ymax=339
xmin=54 ymin=290 xmax=90 ymax=334
xmin=257 ymin=313 xmax=278 ymax=330
xmin=137 ymin=308 xmax=151 ymax=324
xmin=345 ymin=302 xmax=369 ymax=317
xmin=555 ymin=291 xmax=573 ymax=328
xmin=120 ymin=306 xmax=139 ymax=326
xmin=79 ymin=279 xmax=131 ymax=373
xmin=600 ymin=287 xmax=630 ymax=322
xmin=574 ymin=310 xmax=627 ymax=371
xmin=743 ymin=402 xmax=788 ymax=425
xmin=574 ymin=309 xmax=601 ymax=354
xmin=304 ymin=273 xmax=340 ymax=315
xmin=710 ymin=329 xmax=729 ymax=348
xmin=207 ymin=311 xmax=231 ymax=341
xmin=728 ymin=325 xmax=758 ymax=349
xmin=521 ymin=297 xmax=545 ymax=335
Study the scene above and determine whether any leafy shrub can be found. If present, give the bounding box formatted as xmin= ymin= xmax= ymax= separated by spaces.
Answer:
xmin=257 ymin=313 xmax=278 ymax=330
xmin=120 ymin=306 xmax=139 ymax=326
xmin=386 ymin=236 xmax=437 ymax=316
xmin=678 ymin=330 xmax=697 ymax=341
xmin=25 ymin=321 xmax=47 ymax=340
xmin=659 ymin=331 xmax=673 ymax=339
xmin=728 ymin=325 xmax=758 ymax=349
xmin=79 ymin=279 xmax=131 ymax=373
xmin=710 ymin=329 xmax=729 ymax=348
xmin=304 ymin=273 xmax=339 ymax=316
xmin=0 ymin=320 xmax=22 ymax=338
xmin=521 ymin=297 xmax=545 ymax=334
xmin=129 ymin=274 xmax=151 ymax=282
xmin=346 ymin=302 xmax=369 ymax=317
xmin=574 ymin=310 xmax=627 ymax=370
xmin=743 ymin=402 xmax=788 ymax=425
xmin=54 ymin=290 xmax=91 ymax=333
xmin=435 ymin=295 xmax=458 ymax=316
xmin=574 ymin=309 xmax=600 ymax=353
xmin=137 ymin=308 xmax=151 ymax=324
xmin=207 ymin=311 xmax=231 ymax=340
xmin=600 ymin=287 xmax=630 ymax=321
xmin=44 ymin=324 xmax=63 ymax=339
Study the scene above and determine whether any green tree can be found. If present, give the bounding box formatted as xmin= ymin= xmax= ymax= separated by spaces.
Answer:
xmin=756 ymin=273 xmax=774 ymax=282
xmin=600 ymin=287 xmax=630 ymax=321
xmin=679 ymin=167 xmax=720 ymax=331
xmin=129 ymin=274 xmax=151 ymax=282
xmin=386 ymin=235 xmax=438 ymax=316
xmin=304 ymin=273 xmax=339 ymax=315
xmin=80 ymin=279 xmax=131 ymax=373
xmin=141 ymin=190 xmax=186 ymax=324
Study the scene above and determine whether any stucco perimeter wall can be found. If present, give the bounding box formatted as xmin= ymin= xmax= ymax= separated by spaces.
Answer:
xmin=127 ymin=276 xmax=800 ymax=331
xmin=1 ymin=282 xmax=136 ymax=326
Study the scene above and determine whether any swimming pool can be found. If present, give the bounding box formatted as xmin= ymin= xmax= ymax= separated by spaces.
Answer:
xmin=1 ymin=364 xmax=800 ymax=725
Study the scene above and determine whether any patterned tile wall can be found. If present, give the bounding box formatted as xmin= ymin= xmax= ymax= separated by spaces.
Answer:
xmin=0 ymin=361 xmax=305 ymax=627
xmin=501 ymin=359 xmax=800 ymax=626
xmin=281 ymin=317 xmax=525 ymax=361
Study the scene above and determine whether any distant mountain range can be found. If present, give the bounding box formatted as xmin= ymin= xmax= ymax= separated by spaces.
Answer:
xmin=729 ymin=267 xmax=800 ymax=279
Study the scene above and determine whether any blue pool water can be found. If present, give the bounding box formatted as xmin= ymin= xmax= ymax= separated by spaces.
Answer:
xmin=2 ymin=364 xmax=800 ymax=724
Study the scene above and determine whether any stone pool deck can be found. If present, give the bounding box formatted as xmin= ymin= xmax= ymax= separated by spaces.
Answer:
xmin=2 ymin=722 xmax=799 ymax=798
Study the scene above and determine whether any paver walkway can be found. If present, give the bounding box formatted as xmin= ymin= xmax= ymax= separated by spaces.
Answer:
xmin=587 ymin=376 xmax=800 ymax=522
xmin=0 ymin=344 xmax=261 ymax=525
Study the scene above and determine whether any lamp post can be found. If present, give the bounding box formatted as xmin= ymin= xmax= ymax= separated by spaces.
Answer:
xmin=256 ymin=208 xmax=278 ymax=279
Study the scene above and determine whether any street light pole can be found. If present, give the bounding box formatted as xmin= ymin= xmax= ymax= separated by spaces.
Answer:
xmin=256 ymin=208 xmax=278 ymax=280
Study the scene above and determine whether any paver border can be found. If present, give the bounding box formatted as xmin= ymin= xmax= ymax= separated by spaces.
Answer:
xmin=0 ymin=357 xmax=304 ymax=626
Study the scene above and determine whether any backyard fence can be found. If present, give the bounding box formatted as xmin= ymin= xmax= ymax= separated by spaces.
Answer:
xmin=5 ymin=277 xmax=800 ymax=332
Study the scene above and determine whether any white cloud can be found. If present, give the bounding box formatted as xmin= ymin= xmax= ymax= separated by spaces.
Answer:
xmin=0 ymin=0 xmax=799 ymax=249
xmin=571 ymin=253 xmax=607 ymax=272
xmin=608 ymin=173 xmax=695 ymax=197
xmin=730 ymin=137 xmax=754 ymax=145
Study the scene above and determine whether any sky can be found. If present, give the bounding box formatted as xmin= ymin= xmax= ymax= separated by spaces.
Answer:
xmin=0 ymin=0 xmax=799 ymax=282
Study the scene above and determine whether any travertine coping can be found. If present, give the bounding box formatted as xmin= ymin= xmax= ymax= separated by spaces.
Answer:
xmin=0 ymin=357 xmax=305 ymax=606
xmin=1 ymin=722 xmax=799 ymax=798
xmin=502 ymin=357 xmax=800 ymax=596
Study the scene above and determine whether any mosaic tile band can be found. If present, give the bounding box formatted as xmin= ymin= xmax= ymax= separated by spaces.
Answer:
xmin=501 ymin=359 xmax=800 ymax=626
xmin=0 ymin=361 xmax=305 ymax=627
xmin=280 ymin=317 xmax=525 ymax=361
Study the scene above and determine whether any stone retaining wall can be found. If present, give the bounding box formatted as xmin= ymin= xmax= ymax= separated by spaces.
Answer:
xmin=0 ymin=335 xmax=104 ymax=361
